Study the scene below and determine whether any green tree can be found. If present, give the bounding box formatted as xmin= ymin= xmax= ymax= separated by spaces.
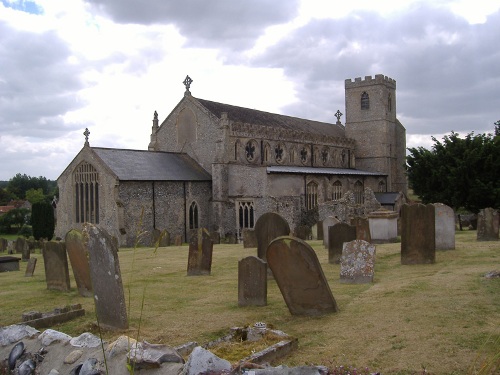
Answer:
xmin=6 ymin=174 xmax=57 ymax=201
xmin=407 ymin=130 xmax=500 ymax=212
xmin=25 ymin=188 xmax=47 ymax=204
xmin=31 ymin=201 xmax=55 ymax=240
xmin=0 ymin=188 xmax=14 ymax=205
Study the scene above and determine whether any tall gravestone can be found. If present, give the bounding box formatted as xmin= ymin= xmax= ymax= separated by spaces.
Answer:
xmin=254 ymin=212 xmax=290 ymax=261
xmin=316 ymin=220 xmax=324 ymax=241
xmin=42 ymin=241 xmax=71 ymax=291
xmin=434 ymin=203 xmax=455 ymax=250
xmin=350 ymin=217 xmax=371 ymax=242
xmin=238 ymin=256 xmax=267 ymax=307
xmin=0 ymin=238 xmax=7 ymax=252
xmin=83 ymin=223 xmax=128 ymax=330
xmin=322 ymin=216 xmax=340 ymax=249
xmin=340 ymin=240 xmax=376 ymax=284
xmin=477 ymin=207 xmax=499 ymax=241
xmin=401 ymin=204 xmax=436 ymax=265
xmin=65 ymin=229 xmax=93 ymax=297
xmin=187 ymin=228 xmax=213 ymax=276
xmin=328 ymin=223 xmax=357 ymax=264
xmin=267 ymin=236 xmax=338 ymax=316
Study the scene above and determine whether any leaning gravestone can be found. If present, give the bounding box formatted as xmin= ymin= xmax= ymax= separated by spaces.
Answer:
xmin=42 ymin=241 xmax=71 ymax=291
xmin=65 ymin=229 xmax=93 ymax=297
xmin=322 ymin=216 xmax=340 ymax=249
xmin=434 ymin=203 xmax=455 ymax=250
xmin=187 ymin=228 xmax=213 ymax=276
xmin=350 ymin=216 xmax=371 ymax=243
xmin=24 ymin=257 xmax=37 ymax=277
xmin=477 ymin=207 xmax=499 ymax=241
xmin=267 ymin=236 xmax=338 ymax=315
xmin=83 ymin=223 xmax=128 ymax=330
xmin=328 ymin=222 xmax=357 ymax=264
xmin=340 ymin=240 xmax=376 ymax=284
xmin=401 ymin=203 xmax=436 ymax=265
xmin=254 ymin=212 xmax=290 ymax=261
xmin=238 ymin=256 xmax=267 ymax=307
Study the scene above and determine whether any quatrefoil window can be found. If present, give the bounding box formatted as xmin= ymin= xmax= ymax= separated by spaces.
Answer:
xmin=245 ymin=140 xmax=257 ymax=161
xmin=300 ymin=147 xmax=308 ymax=164
xmin=275 ymin=144 xmax=284 ymax=163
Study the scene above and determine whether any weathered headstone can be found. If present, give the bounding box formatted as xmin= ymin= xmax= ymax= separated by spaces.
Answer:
xmin=401 ymin=203 xmax=436 ymax=265
xmin=367 ymin=208 xmax=398 ymax=243
xmin=477 ymin=207 xmax=499 ymax=241
xmin=238 ymin=256 xmax=267 ymax=307
xmin=187 ymin=228 xmax=213 ymax=276
xmin=350 ymin=217 xmax=371 ymax=242
xmin=21 ymin=240 xmax=30 ymax=261
xmin=42 ymin=241 xmax=71 ymax=291
xmin=434 ymin=203 xmax=455 ymax=250
xmin=24 ymin=257 xmax=37 ymax=277
xmin=328 ymin=223 xmax=357 ymax=264
xmin=15 ymin=238 xmax=29 ymax=260
xmin=152 ymin=228 xmax=170 ymax=247
xmin=243 ymin=229 xmax=257 ymax=248
xmin=322 ymin=216 xmax=340 ymax=249
xmin=340 ymin=240 xmax=376 ymax=284
xmin=65 ymin=229 xmax=93 ymax=297
xmin=0 ymin=238 xmax=8 ymax=252
xmin=174 ymin=234 xmax=182 ymax=246
xmin=254 ymin=212 xmax=290 ymax=260
xmin=267 ymin=236 xmax=338 ymax=315
xmin=316 ymin=220 xmax=324 ymax=241
xmin=83 ymin=223 xmax=128 ymax=330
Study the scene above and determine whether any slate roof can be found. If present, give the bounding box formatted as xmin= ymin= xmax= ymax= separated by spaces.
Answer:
xmin=92 ymin=148 xmax=211 ymax=181
xmin=196 ymin=98 xmax=346 ymax=138
xmin=267 ymin=166 xmax=387 ymax=176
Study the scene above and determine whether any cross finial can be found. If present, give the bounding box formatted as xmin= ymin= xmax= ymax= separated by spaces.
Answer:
xmin=183 ymin=75 xmax=193 ymax=93
xmin=335 ymin=109 xmax=343 ymax=123
xmin=83 ymin=128 xmax=90 ymax=146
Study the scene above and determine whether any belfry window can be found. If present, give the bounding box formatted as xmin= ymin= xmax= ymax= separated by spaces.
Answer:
xmin=332 ymin=180 xmax=342 ymax=201
xmin=361 ymin=92 xmax=369 ymax=110
xmin=189 ymin=201 xmax=199 ymax=230
xmin=74 ymin=162 xmax=99 ymax=224
xmin=388 ymin=93 xmax=392 ymax=112
xmin=306 ymin=181 xmax=318 ymax=210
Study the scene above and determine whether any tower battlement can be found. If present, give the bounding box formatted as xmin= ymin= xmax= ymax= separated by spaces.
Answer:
xmin=345 ymin=74 xmax=396 ymax=89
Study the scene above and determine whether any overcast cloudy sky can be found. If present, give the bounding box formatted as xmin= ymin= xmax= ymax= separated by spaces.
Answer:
xmin=1 ymin=0 xmax=499 ymax=181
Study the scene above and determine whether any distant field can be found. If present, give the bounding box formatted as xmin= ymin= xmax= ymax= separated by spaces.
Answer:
xmin=0 ymin=230 xmax=499 ymax=374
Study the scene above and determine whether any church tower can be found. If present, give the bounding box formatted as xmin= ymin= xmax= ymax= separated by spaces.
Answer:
xmin=344 ymin=74 xmax=407 ymax=194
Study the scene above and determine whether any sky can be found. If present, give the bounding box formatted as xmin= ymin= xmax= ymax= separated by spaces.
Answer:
xmin=0 ymin=0 xmax=499 ymax=181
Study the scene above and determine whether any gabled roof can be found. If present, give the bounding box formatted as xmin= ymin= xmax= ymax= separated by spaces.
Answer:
xmin=196 ymin=98 xmax=346 ymax=138
xmin=92 ymin=148 xmax=211 ymax=181
xmin=267 ymin=166 xmax=386 ymax=176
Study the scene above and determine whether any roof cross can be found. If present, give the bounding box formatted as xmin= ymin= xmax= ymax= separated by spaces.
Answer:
xmin=335 ymin=110 xmax=343 ymax=123
xmin=183 ymin=75 xmax=193 ymax=93
xmin=83 ymin=128 xmax=90 ymax=146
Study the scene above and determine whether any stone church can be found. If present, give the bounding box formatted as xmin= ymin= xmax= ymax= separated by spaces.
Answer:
xmin=56 ymin=74 xmax=407 ymax=247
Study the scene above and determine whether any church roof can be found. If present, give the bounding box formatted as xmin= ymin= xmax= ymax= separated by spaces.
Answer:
xmin=92 ymin=148 xmax=211 ymax=181
xmin=196 ymin=98 xmax=346 ymax=138
xmin=267 ymin=166 xmax=386 ymax=176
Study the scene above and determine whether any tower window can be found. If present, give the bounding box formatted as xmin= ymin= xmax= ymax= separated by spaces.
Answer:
xmin=388 ymin=93 xmax=392 ymax=112
xmin=361 ymin=92 xmax=369 ymax=110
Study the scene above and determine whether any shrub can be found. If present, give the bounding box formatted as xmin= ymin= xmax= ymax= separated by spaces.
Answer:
xmin=31 ymin=201 xmax=54 ymax=240
xmin=17 ymin=225 xmax=33 ymax=238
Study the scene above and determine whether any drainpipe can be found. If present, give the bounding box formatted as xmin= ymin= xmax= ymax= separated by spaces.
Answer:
xmin=152 ymin=181 xmax=156 ymax=229
xmin=183 ymin=182 xmax=187 ymax=242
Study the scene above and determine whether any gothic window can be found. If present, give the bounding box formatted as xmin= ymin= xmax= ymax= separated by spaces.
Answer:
xmin=354 ymin=180 xmax=364 ymax=204
xmin=300 ymin=147 xmax=308 ymax=164
xmin=341 ymin=149 xmax=347 ymax=167
xmin=74 ymin=161 xmax=99 ymax=224
xmin=321 ymin=148 xmax=329 ymax=165
xmin=275 ymin=143 xmax=284 ymax=163
xmin=189 ymin=201 xmax=199 ymax=230
xmin=388 ymin=93 xmax=392 ymax=112
xmin=332 ymin=180 xmax=342 ymax=201
xmin=378 ymin=180 xmax=386 ymax=193
xmin=361 ymin=92 xmax=369 ymax=110
xmin=306 ymin=181 xmax=318 ymax=210
xmin=245 ymin=140 xmax=257 ymax=162
xmin=238 ymin=201 xmax=255 ymax=230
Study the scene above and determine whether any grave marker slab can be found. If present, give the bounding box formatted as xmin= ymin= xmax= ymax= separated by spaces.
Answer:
xmin=328 ymin=223 xmax=357 ymax=264
xmin=254 ymin=212 xmax=290 ymax=261
xmin=322 ymin=216 xmax=340 ymax=249
xmin=340 ymin=240 xmax=376 ymax=284
xmin=83 ymin=223 xmax=128 ymax=330
xmin=42 ymin=241 xmax=71 ymax=291
xmin=187 ymin=228 xmax=213 ymax=276
xmin=401 ymin=203 xmax=436 ymax=265
xmin=477 ymin=207 xmax=499 ymax=241
xmin=65 ymin=229 xmax=93 ymax=297
xmin=350 ymin=217 xmax=371 ymax=243
xmin=238 ymin=256 xmax=267 ymax=307
xmin=267 ymin=236 xmax=338 ymax=315
xmin=434 ymin=203 xmax=455 ymax=250
xmin=24 ymin=257 xmax=37 ymax=277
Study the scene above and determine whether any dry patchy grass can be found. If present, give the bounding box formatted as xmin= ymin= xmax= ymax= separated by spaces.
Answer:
xmin=0 ymin=230 xmax=499 ymax=374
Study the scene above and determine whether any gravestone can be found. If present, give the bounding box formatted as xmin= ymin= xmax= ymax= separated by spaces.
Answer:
xmin=238 ymin=256 xmax=267 ymax=307
xmin=42 ymin=241 xmax=71 ymax=292
xmin=83 ymin=223 xmax=128 ymax=330
xmin=24 ymin=257 xmax=37 ymax=277
xmin=322 ymin=216 xmax=340 ymax=249
xmin=350 ymin=217 xmax=371 ymax=242
xmin=65 ymin=229 xmax=93 ymax=297
xmin=21 ymin=240 xmax=30 ymax=261
xmin=254 ymin=212 xmax=290 ymax=261
xmin=401 ymin=203 xmax=436 ymax=265
xmin=243 ymin=229 xmax=257 ymax=248
xmin=174 ymin=234 xmax=182 ymax=246
xmin=152 ymin=228 xmax=170 ymax=247
xmin=267 ymin=236 xmax=338 ymax=315
xmin=187 ymin=228 xmax=213 ymax=276
xmin=340 ymin=240 xmax=376 ymax=284
xmin=477 ymin=207 xmax=499 ymax=241
xmin=317 ymin=220 xmax=324 ymax=241
xmin=15 ymin=237 xmax=28 ymax=257
xmin=294 ymin=225 xmax=310 ymax=240
xmin=367 ymin=208 xmax=398 ymax=243
xmin=434 ymin=203 xmax=455 ymax=250
xmin=0 ymin=238 xmax=8 ymax=252
xmin=328 ymin=223 xmax=357 ymax=264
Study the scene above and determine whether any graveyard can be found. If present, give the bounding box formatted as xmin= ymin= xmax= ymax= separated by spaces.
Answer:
xmin=0 ymin=229 xmax=499 ymax=374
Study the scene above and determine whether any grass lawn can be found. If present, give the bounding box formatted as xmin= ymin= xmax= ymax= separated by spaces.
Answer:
xmin=0 ymin=230 xmax=499 ymax=374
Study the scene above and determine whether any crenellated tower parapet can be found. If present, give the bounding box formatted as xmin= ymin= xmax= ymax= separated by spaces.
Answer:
xmin=345 ymin=74 xmax=396 ymax=89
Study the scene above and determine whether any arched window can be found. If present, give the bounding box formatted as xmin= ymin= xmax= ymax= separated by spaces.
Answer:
xmin=306 ymin=181 xmax=318 ymax=210
xmin=74 ymin=162 xmax=99 ymax=224
xmin=378 ymin=180 xmax=386 ymax=193
xmin=332 ymin=180 xmax=342 ymax=201
xmin=275 ymin=143 xmax=284 ymax=163
xmin=388 ymin=93 xmax=392 ymax=112
xmin=238 ymin=201 xmax=255 ymax=230
xmin=361 ymin=92 xmax=369 ymax=110
xmin=189 ymin=201 xmax=199 ymax=230
xmin=354 ymin=180 xmax=364 ymax=204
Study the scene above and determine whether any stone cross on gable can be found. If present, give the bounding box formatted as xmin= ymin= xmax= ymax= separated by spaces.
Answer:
xmin=83 ymin=128 xmax=90 ymax=146
xmin=183 ymin=75 xmax=193 ymax=93
xmin=335 ymin=110 xmax=343 ymax=124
